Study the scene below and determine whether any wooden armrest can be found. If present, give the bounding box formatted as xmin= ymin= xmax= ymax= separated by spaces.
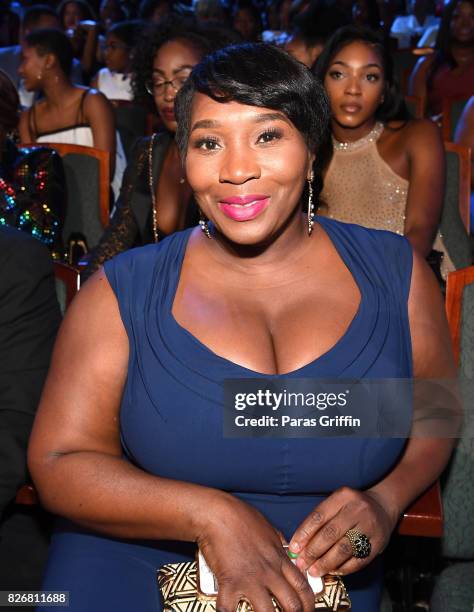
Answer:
xmin=398 ymin=482 xmax=443 ymax=537
xmin=15 ymin=484 xmax=39 ymax=506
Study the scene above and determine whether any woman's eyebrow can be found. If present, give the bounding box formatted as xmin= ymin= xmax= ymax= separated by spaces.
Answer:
xmin=172 ymin=65 xmax=194 ymax=74
xmin=331 ymin=60 xmax=382 ymax=69
xmin=191 ymin=112 xmax=290 ymax=132
xmin=152 ymin=65 xmax=194 ymax=76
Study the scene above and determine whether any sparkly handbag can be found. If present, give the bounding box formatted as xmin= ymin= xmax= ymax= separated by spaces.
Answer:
xmin=158 ymin=559 xmax=351 ymax=611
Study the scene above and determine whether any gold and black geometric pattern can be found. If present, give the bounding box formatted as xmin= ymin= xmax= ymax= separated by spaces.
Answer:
xmin=158 ymin=561 xmax=351 ymax=611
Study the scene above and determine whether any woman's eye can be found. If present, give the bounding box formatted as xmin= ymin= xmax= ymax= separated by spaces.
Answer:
xmin=328 ymin=70 xmax=344 ymax=80
xmin=194 ymin=138 xmax=221 ymax=151
xmin=257 ymin=129 xmax=282 ymax=144
xmin=366 ymin=73 xmax=380 ymax=82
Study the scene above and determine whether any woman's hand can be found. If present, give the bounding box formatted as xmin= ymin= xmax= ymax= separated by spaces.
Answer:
xmin=196 ymin=494 xmax=315 ymax=612
xmin=288 ymin=487 xmax=399 ymax=578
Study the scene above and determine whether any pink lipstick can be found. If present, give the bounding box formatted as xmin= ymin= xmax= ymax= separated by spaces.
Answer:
xmin=218 ymin=194 xmax=270 ymax=222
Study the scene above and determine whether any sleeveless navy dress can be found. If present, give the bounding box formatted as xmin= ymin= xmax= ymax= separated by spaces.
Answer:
xmin=40 ymin=217 xmax=413 ymax=611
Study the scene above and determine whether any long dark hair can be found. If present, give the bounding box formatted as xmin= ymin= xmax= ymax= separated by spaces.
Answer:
xmin=428 ymin=0 xmax=474 ymax=86
xmin=131 ymin=16 xmax=241 ymax=108
xmin=314 ymin=25 xmax=411 ymax=123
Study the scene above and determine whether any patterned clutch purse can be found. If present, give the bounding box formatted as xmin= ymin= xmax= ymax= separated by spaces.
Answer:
xmin=158 ymin=560 xmax=351 ymax=611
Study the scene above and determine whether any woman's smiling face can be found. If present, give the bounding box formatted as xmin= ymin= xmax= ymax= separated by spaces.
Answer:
xmin=184 ymin=93 xmax=314 ymax=245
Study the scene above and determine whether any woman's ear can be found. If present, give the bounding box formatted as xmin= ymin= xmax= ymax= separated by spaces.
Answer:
xmin=44 ymin=53 xmax=56 ymax=71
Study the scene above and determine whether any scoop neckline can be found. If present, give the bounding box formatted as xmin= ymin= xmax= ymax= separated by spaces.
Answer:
xmin=167 ymin=218 xmax=367 ymax=377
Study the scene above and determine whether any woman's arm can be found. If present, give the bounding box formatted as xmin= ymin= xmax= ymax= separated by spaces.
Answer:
xmin=289 ymin=251 xmax=458 ymax=577
xmin=454 ymin=96 xmax=474 ymax=189
xmin=407 ymin=55 xmax=432 ymax=101
xmin=28 ymin=271 xmax=315 ymax=612
xmin=77 ymin=20 xmax=99 ymax=78
xmin=84 ymin=89 xmax=116 ymax=179
xmin=404 ymin=119 xmax=445 ymax=257
xmin=365 ymin=249 xmax=458 ymax=515
xmin=82 ymin=138 xmax=151 ymax=281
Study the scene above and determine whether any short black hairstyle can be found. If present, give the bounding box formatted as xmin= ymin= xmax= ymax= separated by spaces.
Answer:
xmin=108 ymin=19 xmax=145 ymax=46
xmin=23 ymin=5 xmax=59 ymax=30
xmin=175 ymin=42 xmax=330 ymax=159
xmin=313 ymin=25 xmax=411 ymax=123
xmin=131 ymin=16 xmax=242 ymax=107
xmin=24 ymin=28 xmax=74 ymax=76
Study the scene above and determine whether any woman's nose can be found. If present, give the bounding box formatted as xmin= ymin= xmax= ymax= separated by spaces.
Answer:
xmin=344 ymin=75 xmax=362 ymax=95
xmin=160 ymin=82 xmax=177 ymax=103
xmin=219 ymin=146 xmax=261 ymax=184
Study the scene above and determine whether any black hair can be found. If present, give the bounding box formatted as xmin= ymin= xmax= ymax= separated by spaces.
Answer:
xmin=291 ymin=0 xmax=351 ymax=48
xmin=0 ymin=69 xmax=20 ymax=138
xmin=24 ymin=28 xmax=74 ymax=76
xmin=313 ymin=25 xmax=411 ymax=123
xmin=138 ymin=0 xmax=172 ymax=20
xmin=108 ymin=19 xmax=145 ymax=46
xmin=57 ymin=0 xmax=97 ymax=27
xmin=175 ymin=42 xmax=330 ymax=176
xmin=131 ymin=16 xmax=242 ymax=107
xmin=22 ymin=5 xmax=59 ymax=30
xmin=428 ymin=0 xmax=474 ymax=86
xmin=233 ymin=0 xmax=263 ymax=28
xmin=352 ymin=0 xmax=381 ymax=31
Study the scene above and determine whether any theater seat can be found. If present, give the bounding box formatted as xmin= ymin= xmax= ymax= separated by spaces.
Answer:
xmin=430 ymin=266 xmax=474 ymax=611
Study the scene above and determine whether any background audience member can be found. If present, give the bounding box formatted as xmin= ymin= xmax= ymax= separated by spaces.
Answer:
xmin=58 ymin=0 xmax=101 ymax=79
xmin=285 ymin=0 xmax=351 ymax=68
xmin=83 ymin=20 xmax=239 ymax=278
xmin=408 ymin=0 xmax=474 ymax=116
xmin=18 ymin=28 xmax=126 ymax=201
xmin=0 ymin=5 xmax=83 ymax=108
xmin=232 ymin=0 xmax=263 ymax=40
xmin=0 ymin=225 xmax=61 ymax=592
xmin=194 ymin=0 xmax=231 ymax=25
xmin=91 ymin=19 xmax=144 ymax=101
xmin=352 ymin=0 xmax=381 ymax=30
xmin=139 ymin=0 xmax=174 ymax=22
xmin=314 ymin=26 xmax=452 ymax=279
xmin=390 ymin=0 xmax=438 ymax=48
xmin=454 ymin=95 xmax=474 ymax=230
xmin=99 ymin=0 xmax=127 ymax=30
xmin=0 ymin=69 xmax=66 ymax=256
xmin=0 ymin=0 xmax=20 ymax=47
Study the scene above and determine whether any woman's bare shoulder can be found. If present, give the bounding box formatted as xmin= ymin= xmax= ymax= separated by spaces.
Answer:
xmin=386 ymin=118 xmax=442 ymax=148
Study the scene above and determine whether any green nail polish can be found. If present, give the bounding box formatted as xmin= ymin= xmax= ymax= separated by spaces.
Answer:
xmin=287 ymin=550 xmax=299 ymax=559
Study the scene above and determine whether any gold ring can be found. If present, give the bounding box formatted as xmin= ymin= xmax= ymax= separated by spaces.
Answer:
xmin=345 ymin=529 xmax=371 ymax=559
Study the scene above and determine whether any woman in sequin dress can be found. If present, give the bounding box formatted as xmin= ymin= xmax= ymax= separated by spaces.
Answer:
xmin=0 ymin=69 xmax=65 ymax=255
xmin=314 ymin=26 xmax=454 ymax=278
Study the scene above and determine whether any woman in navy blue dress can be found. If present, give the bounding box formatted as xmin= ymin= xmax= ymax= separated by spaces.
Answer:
xmin=28 ymin=43 xmax=457 ymax=611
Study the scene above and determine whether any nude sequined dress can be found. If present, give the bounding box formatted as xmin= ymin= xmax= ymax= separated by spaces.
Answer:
xmin=320 ymin=122 xmax=453 ymax=278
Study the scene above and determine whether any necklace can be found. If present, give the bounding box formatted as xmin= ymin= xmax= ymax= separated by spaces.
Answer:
xmin=332 ymin=122 xmax=384 ymax=152
xmin=148 ymin=133 xmax=185 ymax=243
